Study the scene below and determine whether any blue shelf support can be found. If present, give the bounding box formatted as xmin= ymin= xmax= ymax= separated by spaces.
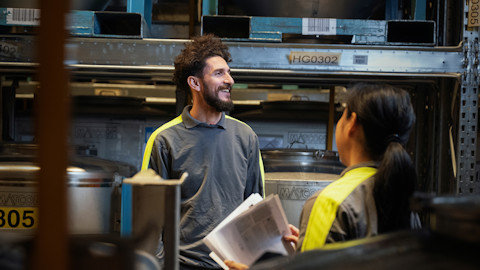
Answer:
xmin=202 ymin=0 xmax=218 ymax=16
xmin=414 ymin=0 xmax=427 ymax=20
xmin=385 ymin=0 xmax=400 ymax=20
xmin=127 ymin=0 xmax=152 ymax=30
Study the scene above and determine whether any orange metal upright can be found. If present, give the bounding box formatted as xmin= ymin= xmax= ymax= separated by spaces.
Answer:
xmin=33 ymin=0 xmax=70 ymax=269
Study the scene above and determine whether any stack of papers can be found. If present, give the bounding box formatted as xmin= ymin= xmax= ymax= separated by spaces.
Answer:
xmin=203 ymin=193 xmax=295 ymax=269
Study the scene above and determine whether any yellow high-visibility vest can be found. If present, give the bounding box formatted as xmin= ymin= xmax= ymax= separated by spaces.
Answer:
xmin=301 ymin=166 xmax=377 ymax=251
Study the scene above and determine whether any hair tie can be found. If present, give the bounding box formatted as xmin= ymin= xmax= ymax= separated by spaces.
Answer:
xmin=385 ymin=133 xmax=400 ymax=145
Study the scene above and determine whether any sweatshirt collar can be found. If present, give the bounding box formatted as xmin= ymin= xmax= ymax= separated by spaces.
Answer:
xmin=182 ymin=105 xmax=226 ymax=129
xmin=340 ymin=161 xmax=378 ymax=177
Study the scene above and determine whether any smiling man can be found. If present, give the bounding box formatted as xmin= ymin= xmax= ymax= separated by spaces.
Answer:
xmin=141 ymin=34 xmax=265 ymax=270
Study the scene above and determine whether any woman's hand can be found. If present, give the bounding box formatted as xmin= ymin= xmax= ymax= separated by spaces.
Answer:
xmin=224 ymin=225 xmax=299 ymax=269
xmin=224 ymin=260 xmax=249 ymax=270
xmin=282 ymin=224 xmax=299 ymax=248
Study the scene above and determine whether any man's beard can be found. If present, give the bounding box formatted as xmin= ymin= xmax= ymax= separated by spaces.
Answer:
xmin=203 ymin=83 xmax=234 ymax=112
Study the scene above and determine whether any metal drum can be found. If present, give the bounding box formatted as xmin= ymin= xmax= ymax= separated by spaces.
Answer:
xmin=262 ymin=149 xmax=344 ymax=227
xmin=262 ymin=149 xmax=345 ymax=174
xmin=0 ymin=143 xmax=136 ymax=235
xmin=265 ymin=172 xmax=340 ymax=227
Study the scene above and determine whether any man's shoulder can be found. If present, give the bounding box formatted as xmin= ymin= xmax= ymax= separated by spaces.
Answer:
xmin=225 ymin=115 xmax=254 ymax=132
xmin=156 ymin=115 xmax=184 ymax=132
xmin=150 ymin=116 xmax=184 ymax=141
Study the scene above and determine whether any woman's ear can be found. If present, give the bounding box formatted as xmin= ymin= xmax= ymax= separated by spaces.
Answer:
xmin=347 ymin=112 xmax=360 ymax=136
xmin=187 ymin=76 xmax=201 ymax=92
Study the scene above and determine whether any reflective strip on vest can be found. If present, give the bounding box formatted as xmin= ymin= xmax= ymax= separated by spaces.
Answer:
xmin=141 ymin=115 xmax=183 ymax=171
xmin=301 ymin=166 xmax=377 ymax=251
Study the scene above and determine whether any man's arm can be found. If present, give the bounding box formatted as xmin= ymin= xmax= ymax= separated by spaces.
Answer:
xmin=148 ymin=139 xmax=171 ymax=179
xmin=244 ymin=134 xmax=265 ymax=198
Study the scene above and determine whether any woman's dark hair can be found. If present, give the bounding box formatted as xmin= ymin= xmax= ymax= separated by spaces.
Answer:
xmin=345 ymin=83 xmax=417 ymax=233
xmin=173 ymin=34 xmax=232 ymax=94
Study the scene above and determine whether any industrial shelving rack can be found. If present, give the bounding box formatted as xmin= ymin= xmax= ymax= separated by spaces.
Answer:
xmin=0 ymin=0 xmax=478 ymax=196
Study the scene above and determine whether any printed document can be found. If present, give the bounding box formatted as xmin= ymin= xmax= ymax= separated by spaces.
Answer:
xmin=203 ymin=193 xmax=295 ymax=269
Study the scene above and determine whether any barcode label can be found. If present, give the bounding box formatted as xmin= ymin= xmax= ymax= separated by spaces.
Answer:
xmin=353 ymin=55 xmax=368 ymax=65
xmin=6 ymin=8 xmax=40 ymax=25
xmin=302 ymin=18 xmax=336 ymax=35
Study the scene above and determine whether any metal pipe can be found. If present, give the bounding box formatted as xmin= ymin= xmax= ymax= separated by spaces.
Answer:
xmin=326 ymin=86 xmax=335 ymax=150
xmin=189 ymin=0 xmax=196 ymax=38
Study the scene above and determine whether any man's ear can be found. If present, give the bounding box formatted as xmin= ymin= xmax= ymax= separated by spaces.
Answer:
xmin=187 ymin=76 xmax=201 ymax=92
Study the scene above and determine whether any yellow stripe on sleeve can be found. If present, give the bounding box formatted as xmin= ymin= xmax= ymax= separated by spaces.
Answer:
xmin=141 ymin=116 xmax=183 ymax=171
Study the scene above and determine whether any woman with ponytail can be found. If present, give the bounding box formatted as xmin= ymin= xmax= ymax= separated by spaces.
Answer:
xmin=297 ymin=83 xmax=418 ymax=251
xmin=225 ymin=83 xmax=419 ymax=270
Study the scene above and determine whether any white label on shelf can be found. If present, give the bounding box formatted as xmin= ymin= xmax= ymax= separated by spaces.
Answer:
xmin=353 ymin=55 xmax=368 ymax=65
xmin=289 ymin=51 xmax=341 ymax=65
xmin=6 ymin=8 xmax=40 ymax=25
xmin=302 ymin=18 xmax=336 ymax=35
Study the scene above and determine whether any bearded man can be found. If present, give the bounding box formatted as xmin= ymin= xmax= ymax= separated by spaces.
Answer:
xmin=141 ymin=34 xmax=265 ymax=270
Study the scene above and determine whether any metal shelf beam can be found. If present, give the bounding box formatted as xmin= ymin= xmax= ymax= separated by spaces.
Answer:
xmin=0 ymin=36 xmax=464 ymax=83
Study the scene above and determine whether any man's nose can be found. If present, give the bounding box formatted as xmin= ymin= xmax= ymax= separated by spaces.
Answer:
xmin=224 ymin=72 xmax=234 ymax=85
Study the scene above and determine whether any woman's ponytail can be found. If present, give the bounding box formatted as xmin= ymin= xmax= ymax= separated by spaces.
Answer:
xmin=375 ymin=141 xmax=416 ymax=232
xmin=345 ymin=83 xmax=417 ymax=233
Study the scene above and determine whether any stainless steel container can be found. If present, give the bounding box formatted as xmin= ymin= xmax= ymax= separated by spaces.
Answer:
xmin=0 ymin=143 xmax=136 ymax=235
xmin=122 ymin=170 xmax=186 ymax=270
xmin=265 ymin=172 xmax=340 ymax=227
xmin=262 ymin=149 xmax=344 ymax=227
xmin=262 ymin=149 xmax=345 ymax=174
